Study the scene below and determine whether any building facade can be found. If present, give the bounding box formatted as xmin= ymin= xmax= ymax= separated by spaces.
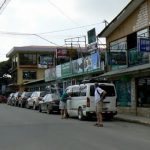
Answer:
xmin=6 ymin=46 xmax=58 ymax=92
xmin=98 ymin=0 xmax=150 ymax=117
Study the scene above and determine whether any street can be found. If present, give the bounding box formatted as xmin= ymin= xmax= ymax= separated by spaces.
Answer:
xmin=0 ymin=104 xmax=150 ymax=150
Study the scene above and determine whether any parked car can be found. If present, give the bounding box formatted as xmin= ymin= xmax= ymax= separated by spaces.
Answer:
xmin=7 ymin=93 xmax=15 ymax=105
xmin=19 ymin=92 xmax=33 ymax=108
xmin=26 ymin=91 xmax=47 ymax=110
xmin=12 ymin=92 xmax=22 ymax=106
xmin=0 ymin=95 xmax=7 ymax=103
xmin=39 ymin=93 xmax=60 ymax=113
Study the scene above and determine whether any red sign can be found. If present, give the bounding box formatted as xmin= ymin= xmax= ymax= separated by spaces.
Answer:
xmin=56 ymin=48 xmax=69 ymax=59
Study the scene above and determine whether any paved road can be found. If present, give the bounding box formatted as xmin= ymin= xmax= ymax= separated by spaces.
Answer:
xmin=0 ymin=104 xmax=150 ymax=150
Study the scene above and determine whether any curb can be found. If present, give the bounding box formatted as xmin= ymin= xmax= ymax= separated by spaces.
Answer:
xmin=114 ymin=116 xmax=150 ymax=126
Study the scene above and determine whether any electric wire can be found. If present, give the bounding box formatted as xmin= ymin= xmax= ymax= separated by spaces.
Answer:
xmin=47 ymin=0 xmax=80 ymax=26
xmin=0 ymin=0 xmax=11 ymax=15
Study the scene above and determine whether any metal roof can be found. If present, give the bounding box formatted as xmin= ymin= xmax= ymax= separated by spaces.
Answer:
xmin=6 ymin=45 xmax=87 ymax=57
xmin=99 ymin=63 xmax=150 ymax=78
xmin=98 ymin=0 xmax=145 ymax=37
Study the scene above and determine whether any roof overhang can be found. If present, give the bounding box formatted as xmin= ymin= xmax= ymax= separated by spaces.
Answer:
xmin=99 ymin=63 xmax=150 ymax=79
xmin=98 ymin=0 xmax=145 ymax=37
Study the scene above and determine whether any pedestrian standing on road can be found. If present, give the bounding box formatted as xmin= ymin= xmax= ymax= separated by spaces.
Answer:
xmin=59 ymin=89 xmax=71 ymax=119
xmin=94 ymin=83 xmax=106 ymax=127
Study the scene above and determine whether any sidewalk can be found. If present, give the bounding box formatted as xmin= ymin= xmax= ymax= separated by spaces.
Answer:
xmin=114 ymin=113 xmax=150 ymax=126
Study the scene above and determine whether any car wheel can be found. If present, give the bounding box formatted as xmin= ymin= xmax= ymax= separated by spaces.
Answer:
xmin=33 ymin=102 xmax=37 ymax=110
xmin=78 ymin=107 xmax=84 ymax=120
xmin=26 ymin=102 xmax=30 ymax=109
xmin=47 ymin=105 xmax=51 ymax=114
xmin=39 ymin=105 xmax=42 ymax=112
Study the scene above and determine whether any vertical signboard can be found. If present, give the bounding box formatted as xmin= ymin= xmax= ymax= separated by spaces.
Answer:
xmin=61 ymin=62 xmax=72 ymax=77
xmin=87 ymin=28 xmax=96 ymax=44
xmin=56 ymin=65 xmax=61 ymax=78
xmin=45 ymin=69 xmax=51 ymax=82
xmin=84 ymin=55 xmax=92 ymax=72
xmin=72 ymin=58 xmax=84 ymax=74
xmin=91 ymin=52 xmax=100 ymax=70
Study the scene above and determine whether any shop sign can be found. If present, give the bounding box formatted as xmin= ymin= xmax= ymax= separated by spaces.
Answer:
xmin=87 ymin=28 xmax=96 ymax=44
xmin=56 ymin=48 xmax=69 ymax=59
xmin=45 ymin=69 xmax=51 ymax=82
xmin=44 ymin=68 xmax=56 ymax=82
xmin=38 ymin=55 xmax=53 ymax=68
xmin=91 ymin=52 xmax=100 ymax=70
xmin=84 ymin=55 xmax=92 ymax=72
xmin=72 ymin=58 xmax=84 ymax=74
xmin=61 ymin=62 xmax=72 ymax=77
xmin=56 ymin=65 xmax=61 ymax=78
xmin=138 ymin=38 xmax=150 ymax=52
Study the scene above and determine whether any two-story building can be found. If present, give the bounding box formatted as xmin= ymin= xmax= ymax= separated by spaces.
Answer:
xmin=6 ymin=46 xmax=59 ymax=92
xmin=6 ymin=45 xmax=88 ymax=92
xmin=98 ymin=0 xmax=150 ymax=117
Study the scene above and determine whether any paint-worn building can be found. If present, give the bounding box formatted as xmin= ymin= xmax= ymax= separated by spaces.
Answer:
xmin=98 ymin=0 xmax=150 ymax=117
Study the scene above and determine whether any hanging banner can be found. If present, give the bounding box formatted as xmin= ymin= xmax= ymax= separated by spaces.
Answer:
xmin=56 ymin=48 xmax=69 ymax=59
xmin=61 ymin=62 xmax=72 ymax=77
xmin=56 ymin=65 xmax=61 ymax=78
xmin=84 ymin=55 xmax=92 ymax=72
xmin=91 ymin=52 xmax=100 ymax=70
xmin=72 ymin=58 xmax=84 ymax=74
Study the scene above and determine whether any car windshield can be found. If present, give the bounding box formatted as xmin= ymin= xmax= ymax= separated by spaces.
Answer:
xmin=26 ymin=92 xmax=32 ymax=97
xmin=40 ymin=91 xmax=47 ymax=97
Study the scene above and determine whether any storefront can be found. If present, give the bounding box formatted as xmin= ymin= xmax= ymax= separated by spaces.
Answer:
xmin=136 ymin=77 xmax=150 ymax=107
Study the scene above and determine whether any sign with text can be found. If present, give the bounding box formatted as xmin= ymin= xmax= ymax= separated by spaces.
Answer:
xmin=138 ymin=38 xmax=150 ymax=52
xmin=87 ymin=28 xmax=96 ymax=44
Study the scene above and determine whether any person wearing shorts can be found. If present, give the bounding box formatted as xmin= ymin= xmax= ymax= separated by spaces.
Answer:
xmin=94 ymin=83 xmax=106 ymax=127
xmin=59 ymin=90 xmax=70 ymax=119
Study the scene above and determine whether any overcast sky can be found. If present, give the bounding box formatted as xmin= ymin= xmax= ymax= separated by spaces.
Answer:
xmin=0 ymin=0 xmax=131 ymax=62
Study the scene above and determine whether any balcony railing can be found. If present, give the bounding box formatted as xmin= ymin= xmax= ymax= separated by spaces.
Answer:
xmin=128 ymin=48 xmax=149 ymax=66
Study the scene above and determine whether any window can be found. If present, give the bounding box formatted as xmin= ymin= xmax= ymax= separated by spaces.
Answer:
xmin=99 ymin=85 xmax=115 ymax=96
xmin=19 ymin=53 xmax=37 ymax=65
xmin=109 ymin=37 xmax=127 ymax=70
xmin=137 ymin=77 xmax=150 ymax=107
xmin=12 ymin=55 xmax=18 ymax=68
xmin=23 ymin=71 xmax=36 ymax=80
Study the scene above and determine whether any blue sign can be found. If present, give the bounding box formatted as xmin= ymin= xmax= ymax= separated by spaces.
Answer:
xmin=138 ymin=38 xmax=150 ymax=52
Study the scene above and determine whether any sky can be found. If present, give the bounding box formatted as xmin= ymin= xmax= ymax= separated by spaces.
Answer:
xmin=0 ymin=0 xmax=131 ymax=62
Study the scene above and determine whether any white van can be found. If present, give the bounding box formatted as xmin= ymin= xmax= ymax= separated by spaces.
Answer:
xmin=66 ymin=83 xmax=117 ymax=120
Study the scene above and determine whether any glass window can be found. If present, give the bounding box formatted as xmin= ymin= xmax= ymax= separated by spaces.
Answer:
xmin=23 ymin=71 xmax=36 ymax=80
xmin=99 ymin=85 xmax=115 ymax=96
xmin=137 ymin=77 xmax=150 ymax=107
xmin=40 ymin=91 xmax=47 ymax=97
xmin=90 ymin=85 xmax=95 ymax=96
xmin=19 ymin=53 xmax=37 ymax=65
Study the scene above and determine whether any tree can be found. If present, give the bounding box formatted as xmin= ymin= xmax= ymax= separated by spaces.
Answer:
xmin=0 ymin=59 xmax=11 ymax=77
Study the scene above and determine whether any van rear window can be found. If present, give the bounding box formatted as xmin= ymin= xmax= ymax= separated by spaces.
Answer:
xmin=90 ymin=85 xmax=115 ymax=96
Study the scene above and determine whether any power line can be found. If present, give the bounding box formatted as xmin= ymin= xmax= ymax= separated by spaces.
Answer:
xmin=0 ymin=0 xmax=11 ymax=15
xmin=0 ymin=31 xmax=60 ymax=46
xmin=0 ymin=21 xmax=103 ymax=36
xmin=47 ymin=0 xmax=79 ymax=26
xmin=38 ymin=21 xmax=103 ymax=35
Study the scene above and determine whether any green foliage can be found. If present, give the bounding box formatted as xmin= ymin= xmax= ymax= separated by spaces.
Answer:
xmin=0 ymin=59 xmax=11 ymax=77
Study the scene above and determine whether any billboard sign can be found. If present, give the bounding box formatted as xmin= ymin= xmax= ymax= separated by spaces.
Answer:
xmin=61 ymin=62 xmax=72 ymax=77
xmin=137 ymin=38 xmax=150 ymax=52
xmin=56 ymin=65 xmax=61 ymax=78
xmin=91 ymin=52 xmax=100 ymax=70
xmin=56 ymin=48 xmax=69 ymax=59
xmin=87 ymin=28 xmax=96 ymax=44
xmin=72 ymin=58 xmax=84 ymax=74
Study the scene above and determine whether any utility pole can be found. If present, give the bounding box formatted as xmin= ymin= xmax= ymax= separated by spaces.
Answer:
xmin=103 ymin=20 xmax=109 ymax=27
